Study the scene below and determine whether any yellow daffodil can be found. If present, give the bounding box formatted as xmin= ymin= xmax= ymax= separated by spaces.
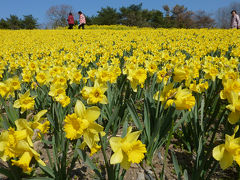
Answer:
xmin=0 ymin=82 xmax=10 ymax=98
xmin=173 ymin=87 xmax=195 ymax=110
xmin=21 ymin=69 xmax=33 ymax=83
xmin=173 ymin=67 xmax=189 ymax=83
xmin=36 ymin=71 xmax=48 ymax=85
xmin=11 ymin=146 xmax=46 ymax=173
xmin=204 ymin=65 xmax=219 ymax=81
xmin=220 ymin=79 xmax=240 ymax=102
xmin=55 ymin=94 xmax=71 ymax=107
xmin=127 ymin=68 xmax=147 ymax=92
xmin=110 ymin=127 xmax=146 ymax=169
xmin=71 ymin=71 xmax=82 ymax=84
xmin=48 ymin=84 xmax=67 ymax=98
xmin=81 ymin=80 xmax=108 ymax=104
xmin=153 ymin=83 xmax=177 ymax=108
xmin=9 ymin=76 xmax=21 ymax=91
xmin=64 ymin=100 xmax=105 ymax=155
xmin=13 ymin=90 xmax=36 ymax=113
xmin=145 ymin=61 xmax=158 ymax=75
xmin=226 ymin=92 xmax=240 ymax=124
xmin=213 ymin=126 xmax=240 ymax=170
xmin=15 ymin=110 xmax=49 ymax=143
xmin=11 ymin=151 xmax=34 ymax=173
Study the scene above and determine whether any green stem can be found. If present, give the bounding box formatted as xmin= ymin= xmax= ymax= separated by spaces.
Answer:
xmin=46 ymin=148 xmax=53 ymax=167
xmin=99 ymin=133 xmax=113 ymax=179
xmin=120 ymin=169 xmax=126 ymax=180
xmin=161 ymin=119 xmax=174 ymax=180
xmin=150 ymin=163 xmax=159 ymax=180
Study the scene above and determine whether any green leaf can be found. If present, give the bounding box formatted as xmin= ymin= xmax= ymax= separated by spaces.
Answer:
xmin=5 ymin=102 xmax=19 ymax=125
xmin=196 ymin=135 xmax=203 ymax=168
xmin=127 ymin=99 xmax=143 ymax=130
xmin=200 ymin=95 xmax=205 ymax=132
xmin=76 ymin=149 xmax=103 ymax=179
xmin=22 ymin=178 xmax=54 ymax=180
xmin=104 ymin=105 xmax=120 ymax=134
xmin=171 ymin=151 xmax=182 ymax=180
xmin=52 ymin=135 xmax=60 ymax=170
xmin=122 ymin=114 xmax=129 ymax=138
xmin=1 ymin=114 xmax=10 ymax=129
xmin=39 ymin=164 xmax=55 ymax=178
xmin=183 ymin=169 xmax=189 ymax=180
xmin=0 ymin=168 xmax=15 ymax=179
xmin=173 ymin=111 xmax=189 ymax=131
xmin=143 ymin=98 xmax=151 ymax=143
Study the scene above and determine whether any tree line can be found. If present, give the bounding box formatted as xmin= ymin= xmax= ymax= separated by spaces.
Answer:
xmin=0 ymin=15 xmax=38 ymax=29
xmin=87 ymin=4 xmax=215 ymax=28
xmin=0 ymin=2 xmax=239 ymax=29
xmin=46 ymin=3 xmax=215 ymax=29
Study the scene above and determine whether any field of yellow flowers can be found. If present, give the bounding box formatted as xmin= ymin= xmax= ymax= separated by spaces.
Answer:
xmin=0 ymin=27 xmax=240 ymax=179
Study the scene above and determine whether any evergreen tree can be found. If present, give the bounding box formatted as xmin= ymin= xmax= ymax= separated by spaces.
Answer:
xmin=0 ymin=18 xmax=9 ymax=29
xmin=6 ymin=15 xmax=23 ymax=29
xmin=94 ymin=7 xmax=120 ymax=25
xmin=22 ymin=15 xmax=38 ymax=29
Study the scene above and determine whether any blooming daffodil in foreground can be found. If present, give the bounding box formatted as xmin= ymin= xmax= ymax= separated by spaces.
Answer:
xmin=110 ymin=126 xmax=146 ymax=169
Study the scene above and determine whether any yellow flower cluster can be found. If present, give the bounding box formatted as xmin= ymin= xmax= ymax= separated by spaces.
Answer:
xmin=0 ymin=28 xmax=240 ymax=173
xmin=0 ymin=110 xmax=49 ymax=173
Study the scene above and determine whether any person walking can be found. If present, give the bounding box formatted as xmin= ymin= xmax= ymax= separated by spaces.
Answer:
xmin=230 ymin=10 xmax=240 ymax=29
xmin=67 ymin=12 xmax=75 ymax=29
xmin=78 ymin=11 xmax=86 ymax=29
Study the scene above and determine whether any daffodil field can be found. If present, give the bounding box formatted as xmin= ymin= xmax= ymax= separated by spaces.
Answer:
xmin=0 ymin=27 xmax=240 ymax=179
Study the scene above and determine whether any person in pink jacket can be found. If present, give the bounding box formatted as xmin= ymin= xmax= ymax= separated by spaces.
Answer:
xmin=78 ymin=11 xmax=86 ymax=29
xmin=67 ymin=12 xmax=75 ymax=29
xmin=230 ymin=10 xmax=240 ymax=29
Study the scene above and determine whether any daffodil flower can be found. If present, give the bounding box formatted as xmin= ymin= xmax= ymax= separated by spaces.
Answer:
xmin=173 ymin=87 xmax=195 ymax=110
xmin=13 ymin=90 xmax=36 ymax=114
xmin=64 ymin=100 xmax=105 ymax=155
xmin=81 ymin=80 xmax=108 ymax=104
xmin=213 ymin=126 xmax=240 ymax=169
xmin=110 ymin=127 xmax=146 ymax=169
xmin=0 ymin=128 xmax=46 ymax=173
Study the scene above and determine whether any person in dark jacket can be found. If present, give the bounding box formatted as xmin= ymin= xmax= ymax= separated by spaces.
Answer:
xmin=67 ymin=13 xmax=74 ymax=29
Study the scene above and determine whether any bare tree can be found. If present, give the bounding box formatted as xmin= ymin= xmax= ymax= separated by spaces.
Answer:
xmin=216 ymin=2 xmax=240 ymax=28
xmin=216 ymin=7 xmax=230 ymax=28
xmin=46 ymin=4 xmax=74 ymax=28
xmin=171 ymin=5 xmax=194 ymax=28
xmin=163 ymin=5 xmax=170 ymax=17
xmin=193 ymin=10 xmax=215 ymax=28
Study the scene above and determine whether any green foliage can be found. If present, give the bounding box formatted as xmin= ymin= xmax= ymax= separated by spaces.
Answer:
xmin=85 ymin=3 xmax=215 ymax=29
xmin=0 ymin=14 xmax=38 ymax=29
xmin=93 ymin=7 xmax=120 ymax=25
xmin=22 ymin=15 xmax=38 ymax=29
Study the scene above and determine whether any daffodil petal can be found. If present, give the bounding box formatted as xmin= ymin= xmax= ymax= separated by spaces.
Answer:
xmin=13 ymin=100 xmax=21 ymax=108
xmin=124 ymin=131 xmax=141 ymax=143
xmin=228 ymin=111 xmax=240 ymax=124
xmin=110 ymin=150 xmax=123 ymax=164
xmin=120 ymin=153 xmax=131 ymax=170
xmin=34 ymin=110 xmax=47 ymax=122
xmin=213 ymin=144 xmax=225 ymax=161
xmin=75 ymin=100 xmax=86 ymax=118
xmin=110 ymin=137 xmax=122 ymax=152
xmin=85 ymin=106 xmax=100 ymax=121
xmin=219 ymin=150 xmax=233 ymax=170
